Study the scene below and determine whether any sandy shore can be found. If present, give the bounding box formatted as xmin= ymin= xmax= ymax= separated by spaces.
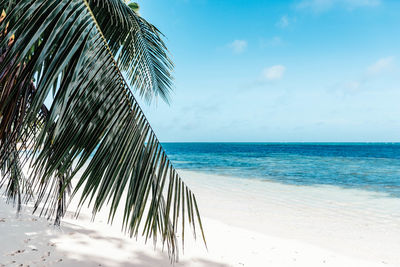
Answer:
xmin=1 ymin=170 xmax=400 ymax=266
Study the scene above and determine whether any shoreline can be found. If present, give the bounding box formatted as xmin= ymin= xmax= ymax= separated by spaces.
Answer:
xmin=1 ymin=169 xmax=399 ymax=266
xmin=178 ymin=167 xmax=400 ymax=198
xmin=179 ymin=170 xmax=400 ymax=265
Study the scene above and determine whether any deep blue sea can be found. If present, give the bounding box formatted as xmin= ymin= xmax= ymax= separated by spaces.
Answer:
xmin=163 ymin=143 xmax=400 ymax=198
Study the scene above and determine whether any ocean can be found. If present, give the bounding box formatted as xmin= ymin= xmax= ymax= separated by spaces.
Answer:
xmin=163 ymin=143 xmax=400 ymax=198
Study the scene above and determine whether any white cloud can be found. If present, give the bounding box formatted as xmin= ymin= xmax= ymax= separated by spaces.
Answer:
xmin=277 ymin=15 xmax=290 ymax=28
xmin=331 ymin=57 xmax=395 ymax=96
xmin=366 ymin=57 xmax=394 ymax=75
xmin=296 ymin=0 xmax=381 ymax=12
xmin=262 ymin=65 xmax=286 ymax=81
xmin=228 ymin=40 xmax=247 ymax=54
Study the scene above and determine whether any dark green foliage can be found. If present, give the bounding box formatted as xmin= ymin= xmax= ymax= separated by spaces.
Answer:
xmin=88 ymin=0 xmax=173 ymax=103
xmin=128 ymin=2 xmax=139 ymax=12
xmin=0 ymin=0 xmax=205 ymax=261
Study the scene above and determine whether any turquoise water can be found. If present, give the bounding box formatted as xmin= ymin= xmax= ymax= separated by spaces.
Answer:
xmin=163 ymin=143 xmax=400 ymax=198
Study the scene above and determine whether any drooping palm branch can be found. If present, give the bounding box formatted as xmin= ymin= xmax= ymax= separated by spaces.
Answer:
xmin=0 ymin=0 xmax=205 ymax=261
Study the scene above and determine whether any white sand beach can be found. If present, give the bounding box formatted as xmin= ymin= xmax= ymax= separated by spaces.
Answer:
xmin=3 ymin=1 xmax=400 ymax=266
xmin=1 ymin=170 xmax=400 ymax=267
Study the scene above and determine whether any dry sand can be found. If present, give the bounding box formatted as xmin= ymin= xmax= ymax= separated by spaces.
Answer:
xmin=1 ymin=170 xmax=399 ymax=266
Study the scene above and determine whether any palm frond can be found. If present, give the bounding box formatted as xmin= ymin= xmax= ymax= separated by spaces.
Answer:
xmin=0 ymin=145 xmax=28 ymax=212
xmin=88 ymin=0 xmax=174 ymax=103
xmin=0 ymin=0 xmax=204 ymax=261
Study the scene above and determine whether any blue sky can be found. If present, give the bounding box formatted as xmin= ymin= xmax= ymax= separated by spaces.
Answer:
xmin=135 ymin=0 xmax=400 ymax=142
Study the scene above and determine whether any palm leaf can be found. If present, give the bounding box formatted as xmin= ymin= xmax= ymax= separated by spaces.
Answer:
xmin=0 ymin=0 xmax=205 ymax=261
xmin=88 ymin=0 xmax=174 ymax=103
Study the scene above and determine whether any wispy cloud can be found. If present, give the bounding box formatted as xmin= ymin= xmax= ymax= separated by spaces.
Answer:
xmin=228 ymin=40 xmax=248 ymax=54
xmin=296 ymin=0 xmax=381 ymax=12
xmin=277 ymin=15 xmax=290 ymax=28
xmin=262 ymin=65 xmax=286 ymax=81
xmin=366 ymin=57 xmax=394 ymax=75
xmin=332 ymin=56 xmax=395 ymax=97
